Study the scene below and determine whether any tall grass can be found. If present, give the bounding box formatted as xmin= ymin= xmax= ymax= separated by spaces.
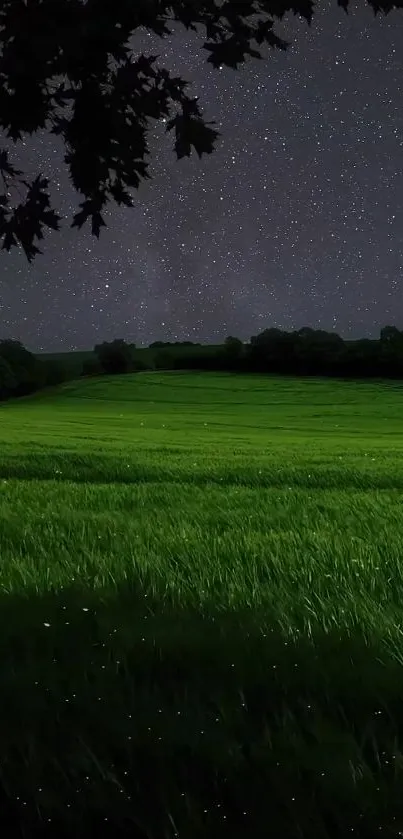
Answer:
xmin=1 ymin=372 xmax=403 ymax=837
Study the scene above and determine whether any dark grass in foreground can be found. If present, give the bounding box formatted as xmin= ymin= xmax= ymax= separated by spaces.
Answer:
xmin=1 ymin=584 xmax=403 ymax=839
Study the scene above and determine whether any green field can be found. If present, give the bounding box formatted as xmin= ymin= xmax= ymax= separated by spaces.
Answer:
xmin=1 ymin=371 xmax=403 ymax=837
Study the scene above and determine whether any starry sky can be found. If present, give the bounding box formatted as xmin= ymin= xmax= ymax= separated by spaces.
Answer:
xmin=0 ymin=0 xmax=403 ymax=352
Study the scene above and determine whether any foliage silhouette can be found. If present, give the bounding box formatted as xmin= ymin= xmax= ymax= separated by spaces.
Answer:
xmin=0 ymin=0 xmax=401 ymax=262
xmin=94 ymin=339 xmax=136 ymax=375
xmin=81 ymin=356 xmax=104 ymax=377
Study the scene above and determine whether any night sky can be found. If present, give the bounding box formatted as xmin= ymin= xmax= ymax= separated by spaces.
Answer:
xmin=0 ymin=1 xmax=403 ymax=352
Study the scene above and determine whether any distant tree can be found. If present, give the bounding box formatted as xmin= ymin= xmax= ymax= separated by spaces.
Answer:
xmin=341 ymin=338 xmax=381 ymax=378
xmin=94 ymin=339 xmax=133 ymax=375
xmin=379 ymin=325 xmax=403 ymax=374
xmin=132 ymin=357 xmax=150 ymax=372
xmin=42 ymin=359 xmax=70 ymax=386
xmin=380 ymin=326 xmax=402 ymax=345
xmin=0 ymin=0 xmax=399 ymax=263
xmin=224 ymin=336 xmax=243 ymax=355
xmin=154 ymin=349 xmax=175 ymax=370
xmin=0 ymin=339 xmax=45 ymax=393
xmin=0 ymin=353 xmax=17 ymax=398
xmin=149 ymin=341 xmax=167 ymax=349
xmin=221 ymin=336 xmax=244 ymax=369
xmin=295 ymin=327 xmax=316 ymax=341
xmin=293 ymin=328 xmax=345 ymax=374
xmin=81 ymin=357 xmax=103 ymax=377
xmin=248 ymin=328 xmax=297 ymax=373
xmin=0 ymin=338 xmax=34 ymax=367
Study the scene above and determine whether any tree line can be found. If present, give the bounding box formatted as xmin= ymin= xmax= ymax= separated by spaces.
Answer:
xmin=1 ymin=326 xmax=403 ymax=404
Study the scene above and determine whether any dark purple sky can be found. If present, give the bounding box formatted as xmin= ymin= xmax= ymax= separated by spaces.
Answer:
xmin=1 ymin=1 xmax=402 ymax=352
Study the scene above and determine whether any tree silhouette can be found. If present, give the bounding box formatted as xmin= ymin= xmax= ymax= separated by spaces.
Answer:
xmin=0 ymin=0 xmax=401 ymax=262
xmin=94 ymin=338 xmax=134 ymax=374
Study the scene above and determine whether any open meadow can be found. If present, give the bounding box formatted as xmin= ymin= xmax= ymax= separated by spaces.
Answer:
xmin=1 ymin=371 xmax=403 ymax=837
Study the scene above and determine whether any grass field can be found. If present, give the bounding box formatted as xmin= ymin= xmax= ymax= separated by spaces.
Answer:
xmin=1 ymin=371 xmax=403 ymax=837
